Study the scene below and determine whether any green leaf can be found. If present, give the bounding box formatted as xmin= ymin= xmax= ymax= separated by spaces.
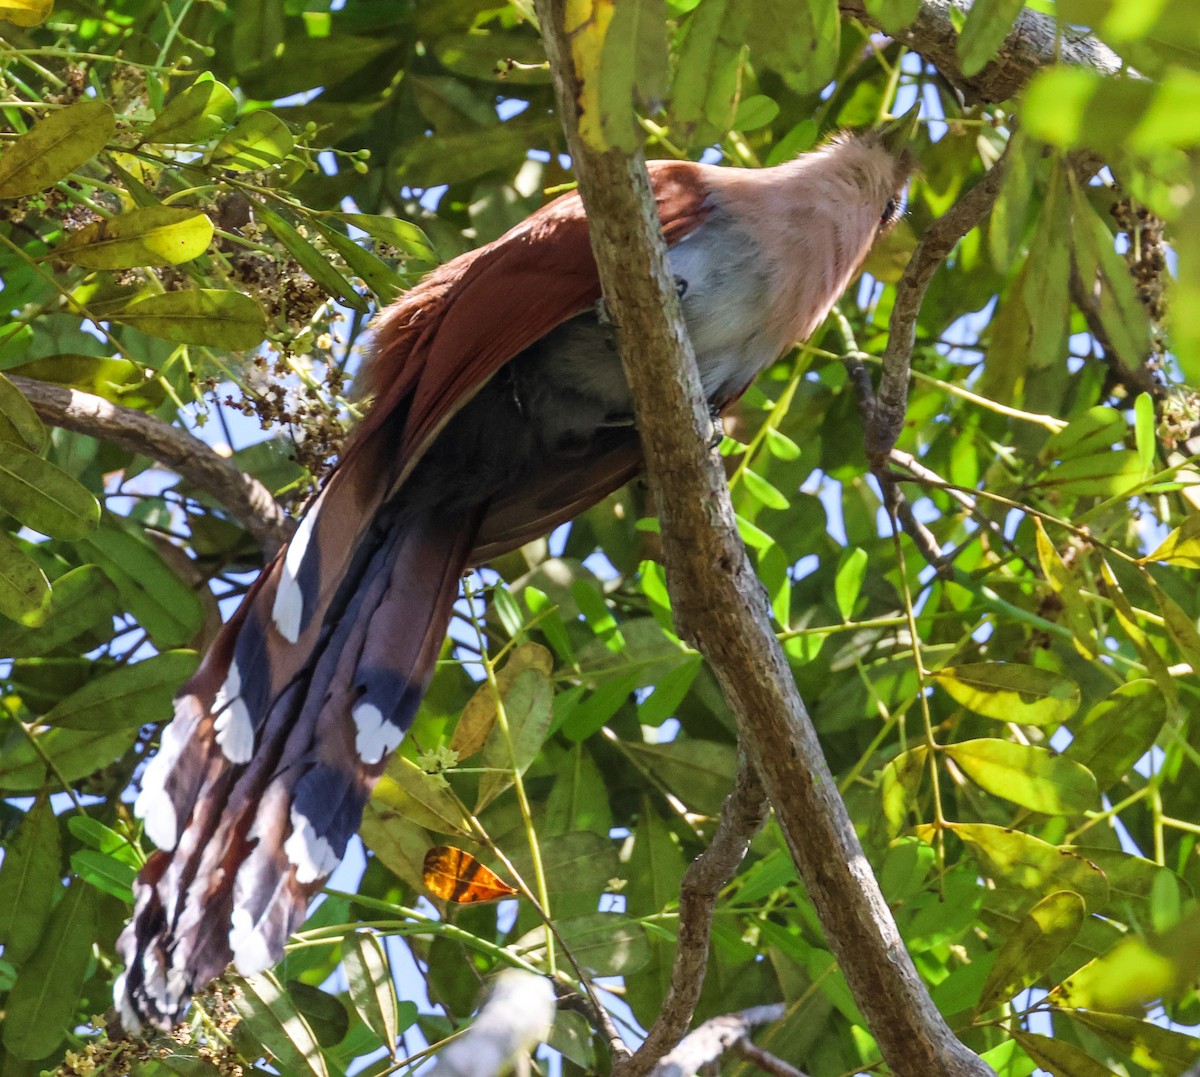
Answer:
xmin=1037 ymin=450 xmax=1144 ymax=498
xmin=0 ymin=442 xmax=99 ymax=539
xmin=1066 ymin=680 xmax=1167 ymax=790
xmin=212 ymin=111 xmax=294 ymax=171
xmin=142 ymin=77 xmax=238 ymax=144
xmin=371 ymin=755 xmax=471 ymax=837
xmin=42 ymin=649 xmax=197 ymax=730
xmin=286 ymin=981 xmax=349 ymax=1049
xmin=879 ymin=746 xmax=927 ymax=838
xmin=69 ymin=848 xmax=137 ymax=901
xmin=1148 ymin=579 xmax=1200 ymax=673
xmin=112 ymin=289 xmax=267 ymax=350
xmin=947 ymin=823 xmax=1109 ymax=912
xmin=79 ymin=521 xmax=204 ymax=648
xmin=234 ymin=971 xmax=330 ymax=1077
xmin=517 ymin=912 xmax=650 ymax=977
xmin=511 ymin=831 xmax=620 ymax=899
xmin=1011 ymin=1031 xmax=1121 ymax=1077
xmin=0 ymin=723 xmax=140 ymax=792
xmin=0 ymin=372 xmax=46 ymax=451
xmin=1034 ymin=519 xmax=1098 ymax=658
xmin=2 ymin=880 xmax=97 ymax=1060
xmin=1050 ymin=398 xmax=1122 ymax=463
xmin=0 ymin=795 xmax=61 ymax=967
xmin=742 ymin=467 xmax=789 ymax=510
xmin=862 ymin=0 xmax=922 ymax=34
xmin=933 ymin=662 xmax=1080 ymax=725
xmin=944 ymin=739 xmax=1099 ymax=815
xmin=672 ymin=0 xmax=748 ymax=136
xmin=978 ymin=891 xmax=1086 ymax=1012
xmin=258 ymin=207 xmax=368 ymax=312
xmin=54 ymin=207 xmax=214 ymax=269
xmin=1137 ymin=386 xmax=1156 ymax=470
xmin=337 ymin=213 xmax=437 ymax=263
xmin=342 ymin=930 xmax=399 ymax=1053
xmin=0 ymin=563 xmax=120 ymax=658
xmin=733 ymin=94 xmax=780 ymax=131
xmin=477 ymin=665 xmax=554 ymax=810
xmin=624 ymin=739 xmax=738 ymax=815
xmin=309 ymin=219 xmax=405 ymax=304
xmin=957 ymin=0 xmax=1026 ymax=77
xmin=834 ymin=547 xmax=868 ymax=620
xmin=0 ymin=98 xmax=116 ymax=198
xmin=1144 ymin=511 xmax=1200 ymax=568
xmin=0 ymin=529 xmax=50 ymax=624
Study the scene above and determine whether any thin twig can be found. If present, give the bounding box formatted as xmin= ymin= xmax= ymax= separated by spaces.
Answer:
xmin=869 ymin=144 xmax=1012 ymax=463
xmin=734 ymin=1039 xmax=809 ymax=1077
xmin=617 ymin=760 xmax=769 ymax=1077
xmin=8 ymin=375 xmax=294 ymax=556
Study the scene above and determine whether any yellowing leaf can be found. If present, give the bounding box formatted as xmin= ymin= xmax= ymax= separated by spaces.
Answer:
xmin=452 ymin=642 xmax=553 ymax=760
xmin=933 ymin=662 xmax=1080 ymax=725
xmin=1012 ymin=1031 xmax=1121 ymax=1077
xmin=0 ymin=99 xmax=115 ymax=198
xmin=212 ymin=111 xmax=293 ymax=171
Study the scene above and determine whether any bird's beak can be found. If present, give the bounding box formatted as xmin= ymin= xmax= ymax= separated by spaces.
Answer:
xmin=878 ymin=104 xmax=921 ymax=155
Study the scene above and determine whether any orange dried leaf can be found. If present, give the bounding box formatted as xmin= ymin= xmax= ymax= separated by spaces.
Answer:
xmin=422 ymin=845 xmax=517 ymax=903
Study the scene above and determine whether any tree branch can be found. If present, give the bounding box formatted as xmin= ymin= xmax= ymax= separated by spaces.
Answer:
xmin=868 ymin=145 xmax=1011 ymax=463
xmin=534 ymin=4 xmax=993 ymax=1076
xmin=840 ymin=0 xmax=1126 ymax=104
xmin=648 ymin=1004 xmax=791 ymax=1077
xmin=617 ymin=760 xmax=769 ymax=1077
xmin=9 ymin=375 xmax=294 ymax=557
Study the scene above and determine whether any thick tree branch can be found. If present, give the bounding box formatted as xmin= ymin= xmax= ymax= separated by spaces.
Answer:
xmin=535 ymin=4 xmax=992 ymax=1076
xmin=618 ymin=760 xmax=769 ymax=1077
xmin=9 ymin=375 xmax=294 ymax=557
xmin=840 ymin=0 xmax=1125 ymax=104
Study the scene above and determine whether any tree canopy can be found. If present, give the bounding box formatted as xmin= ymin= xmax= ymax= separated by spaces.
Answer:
xmin=1 ymin=1 xmax=1200 ymax=1075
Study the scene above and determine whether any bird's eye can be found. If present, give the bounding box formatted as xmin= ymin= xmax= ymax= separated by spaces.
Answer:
xmin=880 ymin=197 xmax=899 ymax=226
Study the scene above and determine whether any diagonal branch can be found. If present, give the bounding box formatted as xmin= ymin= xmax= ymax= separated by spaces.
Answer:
xmin=649 ymin=1004 xmax=794 ymax=1077
xmin=617 ymin=759 xmax=769 ymax=1077
xmin=534 ymin=4 xmax=993 ymax=1076
xmin=9 ymin=375 xmax=294 ymax=557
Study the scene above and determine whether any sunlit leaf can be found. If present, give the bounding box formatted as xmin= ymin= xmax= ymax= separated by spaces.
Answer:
xmin=235 ymin=972 xmax=329 ymax=1077
xmin=342 ymin=930 xmax=400 ymax=1051
xmin=0 ymin=442 xmax=99 ymax=540
xmin=1012 ymin=1031 xmax=1121 ymax=1077
xmin=0 ymin=529 xmax=50 ymax=624
xmin=212 ymin=111 xmax=294 ymax=171
xmin=944 ymin=739 xmax=1098 ymax=815
xmin=452 ymin=643 xmax=553 ymax=759
xmin=1143 ymin=511 xmax=1200 ymax=568
xmin=143 ymin=77 xmax=237 ymax=144
xmin=1066 ymin=680 xmax=1167 ymax=790
xmin=54 ymin=207 xmax=214 ymax=269
xmin=0 ymin=0 xmax=53 ymax=27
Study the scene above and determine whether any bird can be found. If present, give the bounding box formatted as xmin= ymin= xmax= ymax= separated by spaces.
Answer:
xmin=114 ymin=114 xmax=917 ymax=1031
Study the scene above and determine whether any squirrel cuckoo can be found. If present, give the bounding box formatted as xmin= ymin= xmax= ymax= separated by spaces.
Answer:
xmin=115 ymin=119 xmax=915 ymax=1029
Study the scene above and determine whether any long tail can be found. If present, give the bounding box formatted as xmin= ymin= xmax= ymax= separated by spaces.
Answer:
xmin=115 ymin=476 xmax=478 ymax=1030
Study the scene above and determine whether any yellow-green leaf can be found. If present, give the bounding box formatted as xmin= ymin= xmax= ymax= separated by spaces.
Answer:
xmin=933 ymin=662 xmax=1080 ymax=725
xmin=1034 ymin=519 xmax=1098 ymax=658
xmin=1071 ymin=1010 xmax=1200 ymax=1072
xmin=113 ymin=289 xmax=266 ymax=350
xmin=978 ymin=891 xmax=1086 ymax=1012
xmin=143 ymin=77 xmax=237 ymax=144
xmin=0 ymin=442 xmax=100 ymax=539
xmin=7 ymin=354 xmax=163 ymax=411
xmin=337 ymin=213 xmax=436 ymax=263
xmin=54 ymin=207 xmax=214 ymax=269
xmin=0 ymin=98 xmax=115 ymax=198
xmin=742 ymin=467 xmax=790 ymax=510
xmin=342 ymin=931 xmax=399 ymax=1051
xmin=0 ymin=796 xmax=60 ymax=966
xmin=1143 ymin=511 xmax=1200 ymax=568
xmin=945 ymin=739 xmax=1098 ymax=815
